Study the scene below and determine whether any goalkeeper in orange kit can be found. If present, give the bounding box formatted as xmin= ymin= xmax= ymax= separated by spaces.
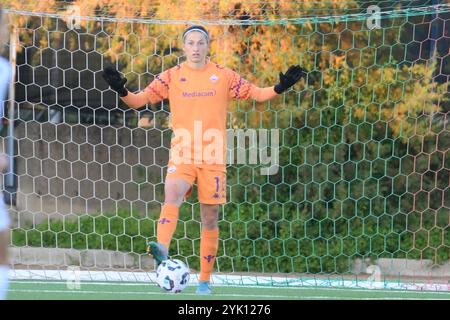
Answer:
xmin=102 ymin=25 xmax=306 ymax=294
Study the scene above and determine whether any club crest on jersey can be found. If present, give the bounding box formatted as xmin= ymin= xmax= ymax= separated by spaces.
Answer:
xmin=168 ymin=165 xmax=177 ymax=174
xmin=210 ymin=74 xmax=218 ymax=82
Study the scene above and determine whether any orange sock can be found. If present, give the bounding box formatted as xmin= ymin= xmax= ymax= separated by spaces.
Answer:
xmin=156 ymin=203 xmax=179 ymax=249
xmin=199 ymin=228 xmax=219 ymax=282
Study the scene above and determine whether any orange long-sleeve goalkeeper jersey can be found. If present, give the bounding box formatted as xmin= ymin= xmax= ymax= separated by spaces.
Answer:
xmin=141 ymin=60 xmax=276 ymax=172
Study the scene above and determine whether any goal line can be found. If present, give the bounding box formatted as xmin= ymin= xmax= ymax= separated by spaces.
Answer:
xmin=9 ymin=269 xmax=450 ymax=292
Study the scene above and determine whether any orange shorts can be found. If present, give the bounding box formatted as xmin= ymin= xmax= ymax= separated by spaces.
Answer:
xmin=165 ymin=163 xmax=227 ymax=204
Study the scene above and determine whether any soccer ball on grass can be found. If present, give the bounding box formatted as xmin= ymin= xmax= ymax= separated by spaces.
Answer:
xmin=155 ymin=259 xmax=190 ymax=293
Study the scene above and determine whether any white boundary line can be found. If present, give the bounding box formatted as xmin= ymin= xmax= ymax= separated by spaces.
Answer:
xmin=8 ymin=289 xmax=450 ymax=300
xmin=9 ymin=269 xmax=450 ymax=293
xmin=9 ymin=280 xmax=450 ymax=297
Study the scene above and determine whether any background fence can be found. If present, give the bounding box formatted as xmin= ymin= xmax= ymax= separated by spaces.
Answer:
xmin=1 ymin=0 xmax=449 ymax=286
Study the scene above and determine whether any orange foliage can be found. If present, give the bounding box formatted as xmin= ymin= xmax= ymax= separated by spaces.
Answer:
xmin=1 ymin=0 xmax=445 ymax=134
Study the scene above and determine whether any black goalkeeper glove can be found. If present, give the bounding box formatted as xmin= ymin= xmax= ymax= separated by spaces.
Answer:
xmin=102 ymin=66 xmax=128 ymax=97
xmin=274 ymin=65 xmax=308 ymax=94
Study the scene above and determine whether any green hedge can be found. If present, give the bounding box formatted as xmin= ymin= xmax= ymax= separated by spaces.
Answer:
xmin=11 ymin=106 xmax=449 ymax=273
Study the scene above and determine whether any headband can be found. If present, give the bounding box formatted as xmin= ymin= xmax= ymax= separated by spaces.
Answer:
xmin=182 ymin=26 xmax=209 ymax=43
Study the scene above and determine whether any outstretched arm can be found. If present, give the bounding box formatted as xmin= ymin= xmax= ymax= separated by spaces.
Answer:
xmin=249 ymin=86 xmax=278 ymax=103
xmin=121 ymin=91 xmax=150 ymax=109
xmin=102 ymin=66 xmax=169 ymax=109
xmin=230 ymin=65 xmax=307 ymax=102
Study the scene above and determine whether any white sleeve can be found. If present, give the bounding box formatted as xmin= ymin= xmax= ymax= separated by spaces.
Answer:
xmin=0 ymin=57 xmax=12 ymax=118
